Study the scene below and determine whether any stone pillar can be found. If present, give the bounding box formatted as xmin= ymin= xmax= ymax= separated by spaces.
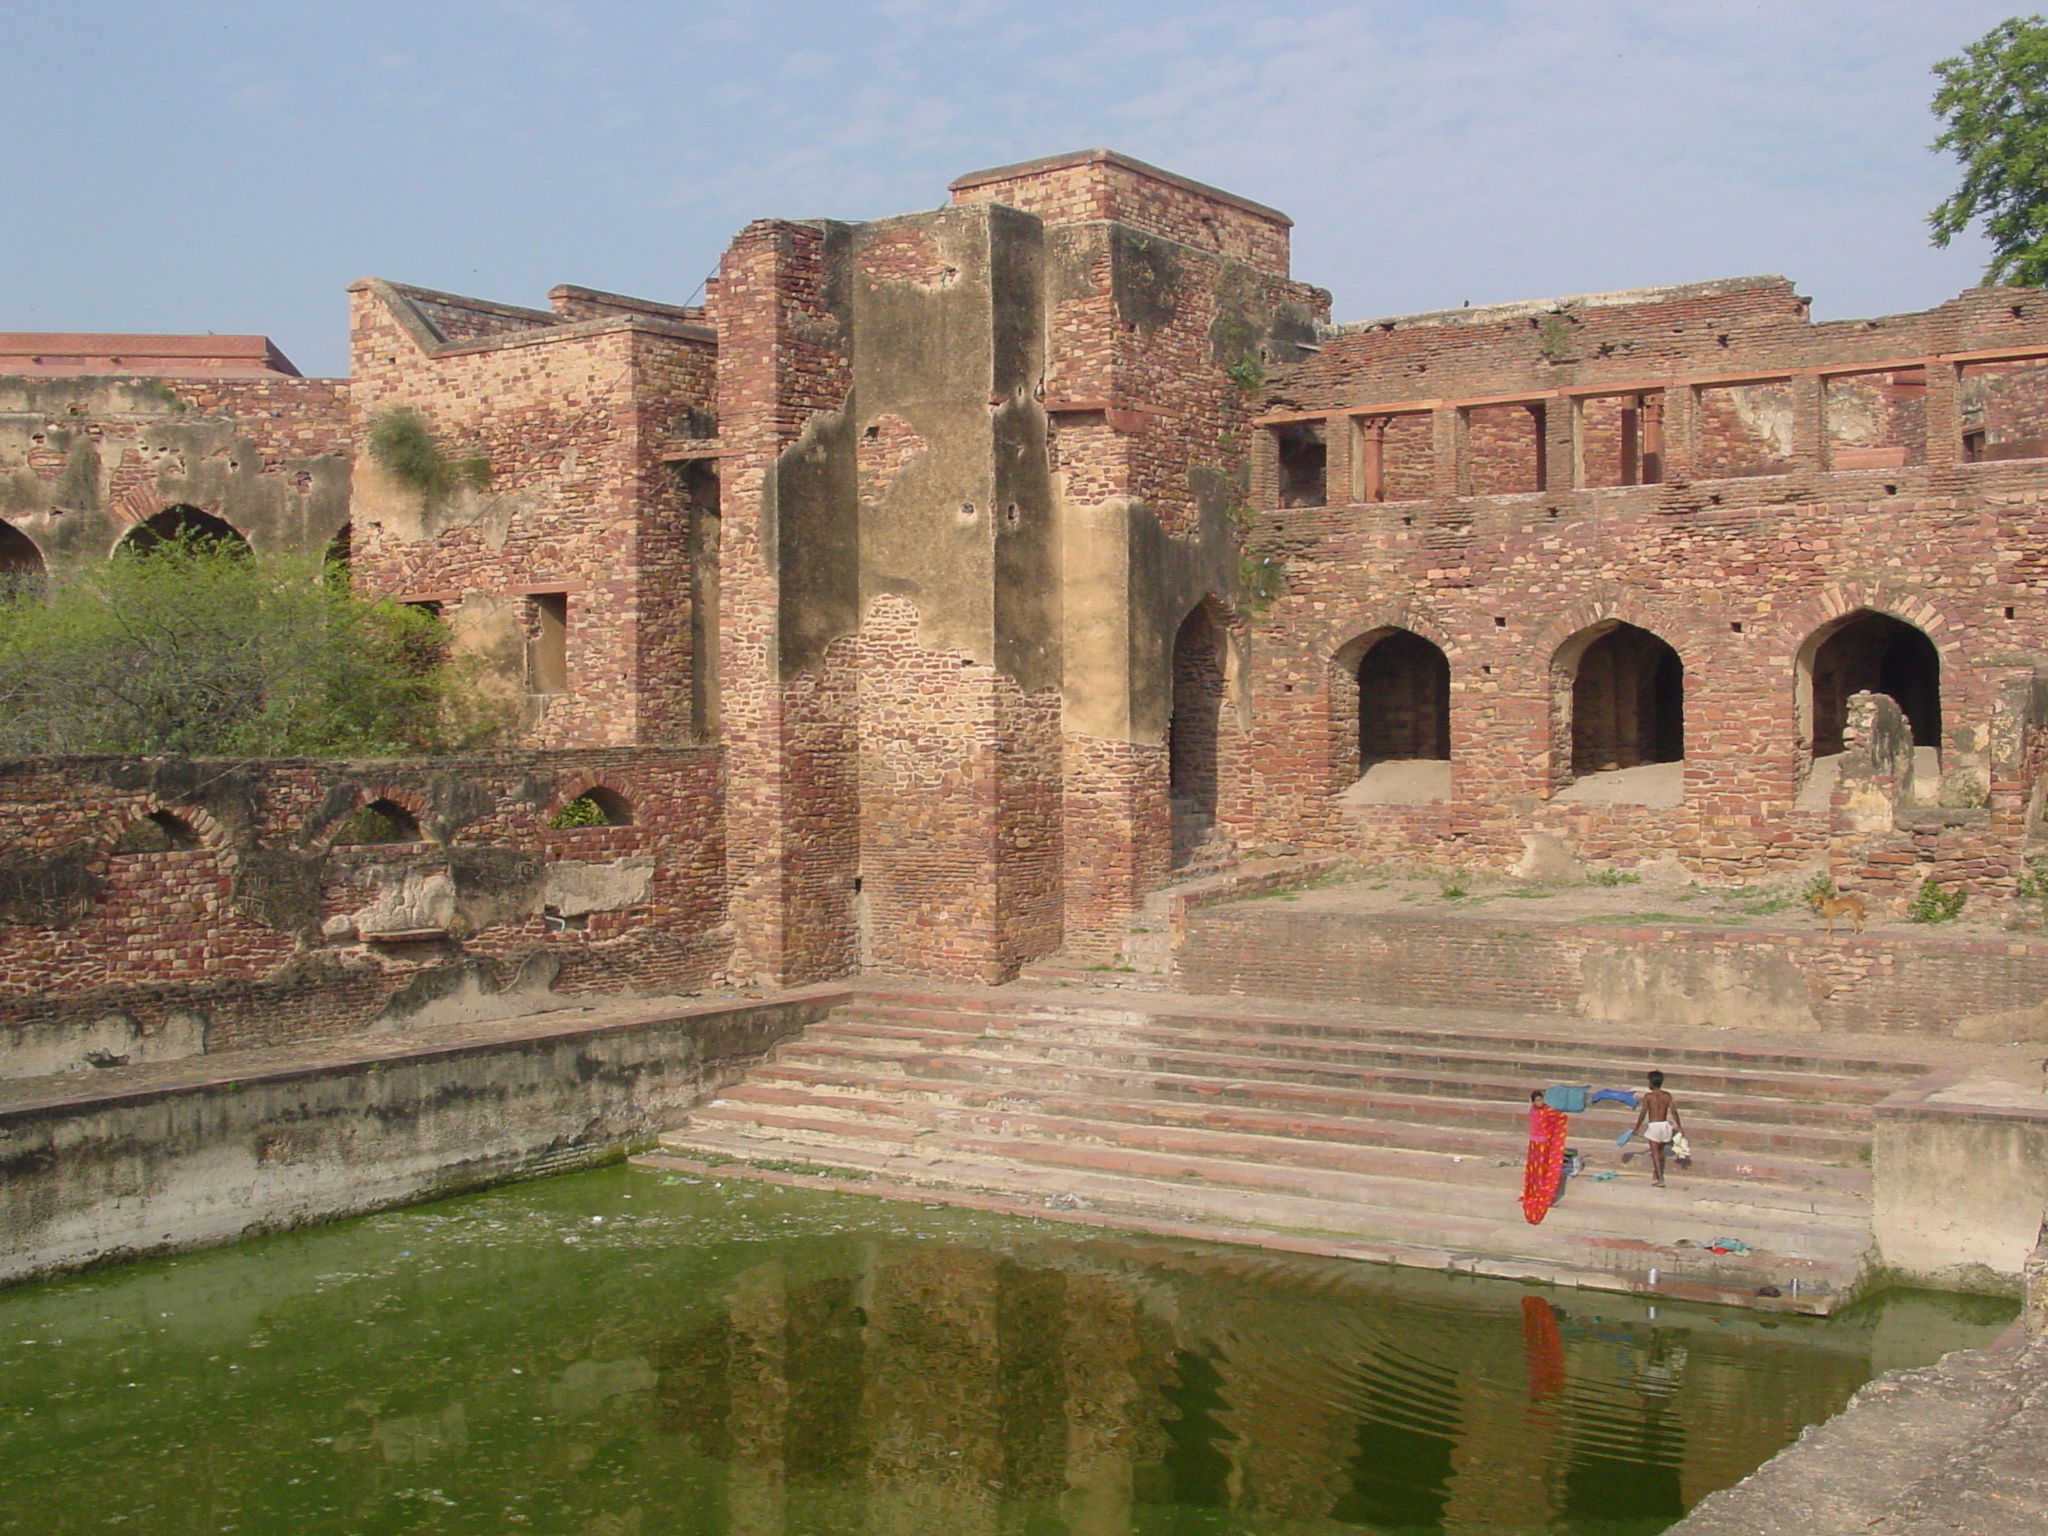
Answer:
xmin=713 ymin=219 xmax=860 ymax=987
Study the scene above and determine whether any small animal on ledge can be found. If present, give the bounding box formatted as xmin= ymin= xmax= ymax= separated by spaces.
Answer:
xmin=1808 ymin=888 xmax=1866 ymax=935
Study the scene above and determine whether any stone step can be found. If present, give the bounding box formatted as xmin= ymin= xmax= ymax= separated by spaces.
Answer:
xmin=654 ymin=1121 xmax=1869 ymax=1261
xmin=708 ymin=1073 xmax=1871 ymax=1195
xmin=842 ymin=990 xmax=1935 ymax=1082
xmin=756 ymin=1049 xmax=1872 ymax=1162
xmin=820 ymin=1008 xmax=1905 ymax=1107
xmin=689 ymin=1085 xmax=1871 ymax=1216
xmin=641 ymin=1130 xmax=1868 ymax=1308
xmin=775 ymin=1033 xmax=1877 ymax=1137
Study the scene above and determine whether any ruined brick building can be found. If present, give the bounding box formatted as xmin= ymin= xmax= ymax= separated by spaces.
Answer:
xmin=9 ymin=148 xmax=2048 ymax=1031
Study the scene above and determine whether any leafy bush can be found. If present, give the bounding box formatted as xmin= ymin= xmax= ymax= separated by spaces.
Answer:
xmin=1586 ymin=867 xmax=1641 ymax=886
xmin=0 ymin=531 xmax=503 ymax=756
xmin=367 ymin=407 xmax=492 ymax=501
xmin=549 ymin=795 xmax=608 ymax=830
xmin=1906 ymin=878 xmax=1968 ymax=924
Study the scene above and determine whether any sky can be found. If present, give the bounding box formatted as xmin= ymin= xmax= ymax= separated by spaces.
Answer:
xmin=0 ymin=0 xmax=2023 ymax=377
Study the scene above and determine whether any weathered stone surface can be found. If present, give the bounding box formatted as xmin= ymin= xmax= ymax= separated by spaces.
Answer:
xmin=1670 ymin=1339 xmax=2048 ymax=1535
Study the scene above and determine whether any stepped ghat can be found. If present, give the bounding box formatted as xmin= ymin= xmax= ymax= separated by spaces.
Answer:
xmin=640 ymin=863 xmax=2048 ymax=1314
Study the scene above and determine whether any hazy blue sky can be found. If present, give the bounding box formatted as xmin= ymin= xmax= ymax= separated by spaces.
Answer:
xmin=0 ymin=0 xmax=2020 ymax=376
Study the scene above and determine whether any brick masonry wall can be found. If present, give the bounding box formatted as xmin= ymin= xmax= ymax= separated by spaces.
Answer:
xmin=712 ymin=220 xmax=861 ymax=986
xmin=950 ymin=151 xmax=1294 ymax=274
xmin=347 ymin=282 xmax=717 ymax=749
xmin=1238 ymin=278 xmax=2048 ymax=912
xmin=0 ymin=747 xmax=727 ymax=1072
xmin=0 ymin=374 xmax=352 ymax=582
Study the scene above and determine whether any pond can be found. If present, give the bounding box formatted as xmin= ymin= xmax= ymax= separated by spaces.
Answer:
xmin=0 ymin=1165 xmax=2015 ymax=1536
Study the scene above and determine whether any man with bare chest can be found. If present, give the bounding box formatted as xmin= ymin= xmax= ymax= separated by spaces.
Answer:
xmin=1630 ymin=1070 xmax=1685 ymax=1188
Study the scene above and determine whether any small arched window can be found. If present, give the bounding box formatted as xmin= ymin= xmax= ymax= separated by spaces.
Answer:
xmin=111 ymin=810 xmax=202 ymax=854
xmin=332 ymin=797 xmax=423 ymax=845
xmin=0 ymin=517 xmax=46 ymax=601
xmin=549 ymin=787 xmax=634 ymax=829
xmin=120 ymin=506 xmax=251 ymax=558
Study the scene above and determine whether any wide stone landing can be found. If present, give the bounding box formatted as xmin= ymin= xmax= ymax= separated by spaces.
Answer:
xmin=634 ymin=978 xmax=1943 ymax=1313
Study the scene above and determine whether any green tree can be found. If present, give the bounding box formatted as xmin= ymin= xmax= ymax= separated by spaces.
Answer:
xmin=1931 ymin=16 xmax=2048 ymax=287
xmin=0 ymin=532 xmax=501 ymax=757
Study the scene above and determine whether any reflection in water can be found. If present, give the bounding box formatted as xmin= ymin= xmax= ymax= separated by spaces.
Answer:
xmin=0 ymin=1168 xmax=2016 ymax=1536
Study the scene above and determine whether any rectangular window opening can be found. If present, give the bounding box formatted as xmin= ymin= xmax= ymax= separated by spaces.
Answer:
xmin=527 ymin=592 xmax=569 ymax=696
xmin=1464 ymin=401 xmax=1547 ymax=496
xmin=1350 ymin=412 xmax=1432 ymax=503
xmin=1695 ymin=379 xmax=1796 ymax=479
xmin=1825 ymin=367 xmax=1926 ymax=471
xmin=1272 ymin=422 xmax=1327 ymax=508
xmin=1577 ymin=392 xmax=1665 ymax=487
xmin=1959 ymin=356 xmax=2048 ymax=463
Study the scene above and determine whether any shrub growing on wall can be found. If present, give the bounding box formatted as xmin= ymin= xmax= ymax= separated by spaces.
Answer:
xmin=0 ymin=531 xmax=503 ymax=756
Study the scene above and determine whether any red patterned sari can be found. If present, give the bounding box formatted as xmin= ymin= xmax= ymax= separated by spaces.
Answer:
xmin=1520 ymin=1101 xmax=1570 ymax=1224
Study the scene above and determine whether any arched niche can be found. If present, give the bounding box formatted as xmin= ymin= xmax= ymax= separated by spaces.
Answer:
xmin=119 ymin=505 xmax=251 ymax=558
xmin=1799 ymin=609 xmax=1941 ymax=758
xmin=332 ymin=797 xmax=423 ymax=846
xmin=0 ymin=518 xmax=47 ymax=600
xmin=1168 ymin=602 xmax=1227 ymax=868
xmin=110 ymin=810 xmax=202 ymax=854
xmin=1330 ymin=627 xmax=1451 ymax=803
xmin=550 ymin=786 xmax=634 ymax=828
xmin=1553 ymin=620 xmax=1685 ymax=796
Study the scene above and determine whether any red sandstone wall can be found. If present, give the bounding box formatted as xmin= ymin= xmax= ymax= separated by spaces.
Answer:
xmin=347 ymin=282 xmax=716 ymax=749
xmin=711 ymin=220 xmax=860 ymax=986
xmin=950 ymin=150 xmax=1293 ymax=274
xmin=0 ymin=748 xmax=727 ymax=1063
xmin=1240 ymin=278 xmax=2048 ymax=908
xmin=0 ymin=374 xmax=353 ymax=579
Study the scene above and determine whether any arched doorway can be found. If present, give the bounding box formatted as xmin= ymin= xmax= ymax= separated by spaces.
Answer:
xmin=1557 ymin=620 xmax=1684 ymax=779
xmin=1332 ymin=627 xmax=1452 ymax=803
xmin=1356 ymin=629 xmax=1450 ymax=765
xmin=1169 ymin=603 xmax=1226 ymax=868
xmin=1801 ymin=610 xmax=1941 ymax=757
xmin=0 ymin=518 xmax=46 ymax=599
xmin=120 ymin=505 xmax=250 ymax=558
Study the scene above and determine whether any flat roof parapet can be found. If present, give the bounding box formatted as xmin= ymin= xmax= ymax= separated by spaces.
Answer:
xmin=949 ymin=148 xmax=1293 ymax=228
xmin=1321 ymin=275 xmax=1798 ymax=338
xmin=0 ymin=332 xmax=302 ymax=378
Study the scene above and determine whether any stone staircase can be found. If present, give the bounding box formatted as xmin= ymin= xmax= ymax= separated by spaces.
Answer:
xmin=636 ymin=981 xmax=1939 ymax=1312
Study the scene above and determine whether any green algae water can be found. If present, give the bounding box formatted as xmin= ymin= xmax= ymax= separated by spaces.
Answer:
xmin=0 ymin=1167 xmax=2014 ymax=1536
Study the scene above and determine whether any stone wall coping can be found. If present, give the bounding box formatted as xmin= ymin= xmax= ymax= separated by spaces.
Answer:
xmin=1874 ymin=1064 xmax=2048 ymax=1126
xmin=1321 ymin=275 xmax=1793 ymax=338
xmin=0 ymin=984 xmax=858 ymax=1124
xmin=1218 ymin=901 xmax=2048 ymax=961
xmin=353 ymin=276 xmax=714 ymax=361
xmin=947 ymin=147 xmax=1294 ymax=228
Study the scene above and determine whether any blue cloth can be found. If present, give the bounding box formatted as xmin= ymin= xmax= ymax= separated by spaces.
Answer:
xmin=1589 ymin=1088 xmax=1639 ymax=1108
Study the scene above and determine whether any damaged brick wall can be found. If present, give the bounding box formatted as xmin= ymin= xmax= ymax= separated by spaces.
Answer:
xmin=1241 ymin=278 xmax=2048 ymax=914
xmin=346 ymin=279 xmax=718 ymax=749
xmin=0 ymin=748 xmax=726 ymax=1078
xmin=0 ymin=374 xmax=351 ymax=581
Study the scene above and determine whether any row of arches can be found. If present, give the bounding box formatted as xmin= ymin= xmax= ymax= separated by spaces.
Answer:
xmin=1165 ymin=603 xmax=1946 ymax=849
xmin=103 ymin=788 xmax=636 ymax=861
xmin=0 ymin=507 xmax=362 ymax=593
